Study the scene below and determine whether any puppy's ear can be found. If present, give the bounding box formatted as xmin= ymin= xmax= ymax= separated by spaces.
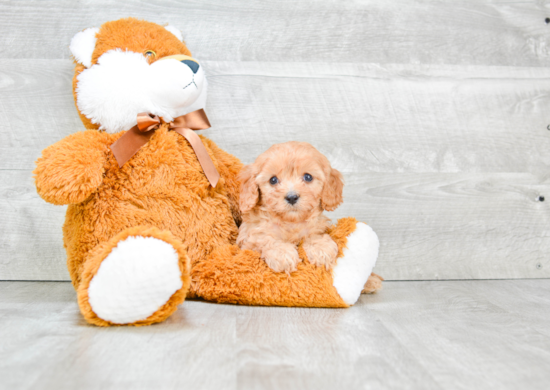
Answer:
xmin=238 ymin=165 xmax=259 ymax=213
xmin=321 ymin=168 xmax=344 ymax=211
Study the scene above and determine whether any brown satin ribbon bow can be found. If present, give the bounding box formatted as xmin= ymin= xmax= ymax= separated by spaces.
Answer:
xmin=110 ymin=109 xmax=219 ymax=187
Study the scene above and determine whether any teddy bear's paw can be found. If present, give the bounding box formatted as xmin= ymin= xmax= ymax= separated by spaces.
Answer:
xmin=87 ymin=236 xmax=183 ymax=324
xmin=332 ymin=222 xmax=380 ymax=305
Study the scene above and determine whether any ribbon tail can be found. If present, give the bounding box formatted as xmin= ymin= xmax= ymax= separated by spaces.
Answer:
xmin=110 ymin=125 xmax=156 ymax=168
xmin=173 ymin=128 xmax=220 ymax=188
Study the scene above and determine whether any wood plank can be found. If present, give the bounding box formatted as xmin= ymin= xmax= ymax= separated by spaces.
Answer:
xmin=2 ymin=60 xmax=550 ymax=173
xmin=367 ymin=280 xmax=550 ymax=390
xmin=235 ymin=303 xmax=439 ymax=389
xmin=0 ymin=171 xmax=69 ymax=281
xmin=466 ymin=279 xmax=550 ymax=338
xmin=205 ymin=61 xmax=550 ymax=175
xmin=0 ymin=1 xmax=548 ymax=67
xmin=2 ymin=280 xmax=550 ymax=389
xmin=0 ymin=60 xmax=84 ymax=170
xmin=0 ymin=282 xmax=237 ymax=390
xmin=330 ymin=172 xmax=550 ymax=280
xmin=2 ymin=170 xmax=549 ymax=281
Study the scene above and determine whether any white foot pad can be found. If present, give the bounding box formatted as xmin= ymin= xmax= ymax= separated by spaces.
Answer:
xmin=332 ymin=223 xmax=379 ymax=305
xmin=88 ymin=236 xmax=183 ymax=324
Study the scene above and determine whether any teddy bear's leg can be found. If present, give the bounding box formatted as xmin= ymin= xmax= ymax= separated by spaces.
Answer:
xmin=330 ymin=220 xmax=380 ymax=304
xmin=191 ymin=217 xmax=379 ymax=308
xmin=76 ymin=226 xmax=190 ymax=326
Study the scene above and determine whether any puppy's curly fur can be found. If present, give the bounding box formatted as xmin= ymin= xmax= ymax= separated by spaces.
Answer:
xmin=237 ymin=141 xmax=344 ymax=273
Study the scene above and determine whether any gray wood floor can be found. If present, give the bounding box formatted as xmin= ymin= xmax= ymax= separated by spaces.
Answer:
xmin=1 ymin=280 xmax=549 ymax=390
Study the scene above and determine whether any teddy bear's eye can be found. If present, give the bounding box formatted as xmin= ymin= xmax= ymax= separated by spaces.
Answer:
xmin=144 ymin=50 xmax=157 ymax=59
xmin=303 ymin=173 xmax=313 ymax=182
xmin=269 ymin=176 xmax=278 ymax=185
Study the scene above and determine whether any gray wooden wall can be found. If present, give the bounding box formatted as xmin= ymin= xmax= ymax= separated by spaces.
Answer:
xmin=1 ymin=0 xmax=549 ymax=281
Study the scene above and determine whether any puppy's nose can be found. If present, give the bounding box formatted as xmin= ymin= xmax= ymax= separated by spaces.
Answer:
xmin=285 ymin=193 xmax=300 ymax=205
xmin=181 ymin=59 xmax=199 ymax=74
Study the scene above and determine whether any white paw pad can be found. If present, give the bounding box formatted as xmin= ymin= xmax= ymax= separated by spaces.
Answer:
xmin=332 ymin=223 xmax=379 ymax=305
xmin=88 ymin=236 xmax=183 ymax=324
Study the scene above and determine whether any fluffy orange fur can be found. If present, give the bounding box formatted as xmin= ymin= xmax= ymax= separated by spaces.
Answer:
xmin=34 ymin=18 xmax=380 ymax=326
xmin=237 ymin=142 xmax=344 ymax=273
xmin=45 ymin=128 xmax=242 ymax=291
xmin=195 ymin=217 xmax=358 ymax=307
xmin=77 ymin=226 xmax=191 ymax=327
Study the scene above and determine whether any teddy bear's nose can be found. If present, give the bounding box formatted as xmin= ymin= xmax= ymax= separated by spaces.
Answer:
xmin=181 ymin=60 xmax=199 ymax=74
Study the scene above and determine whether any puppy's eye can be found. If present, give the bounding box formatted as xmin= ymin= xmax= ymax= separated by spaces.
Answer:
xmin=303 ymin=173 xmax=313 ymax=182
xmin=269 ymin=176 xmax=278 ymax=185
xmin=144 ymin=50 xmax=157 ymax=60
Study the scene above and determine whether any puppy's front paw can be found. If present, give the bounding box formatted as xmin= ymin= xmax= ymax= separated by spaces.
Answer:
xmin=262 ymin=244 xmax=301 ymax=273
xmin=303 ymin=234 xmax=338 ymax=270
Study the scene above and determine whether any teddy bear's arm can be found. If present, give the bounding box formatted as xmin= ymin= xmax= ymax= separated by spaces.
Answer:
xmin=201 ymin=137 xmax=244 ymax=225
xmin=34 ymin=131 xmax=109 ymax=205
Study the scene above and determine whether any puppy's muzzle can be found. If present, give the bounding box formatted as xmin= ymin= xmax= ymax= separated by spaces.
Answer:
xmin=285 ymin=192 xmax=300 ymax=205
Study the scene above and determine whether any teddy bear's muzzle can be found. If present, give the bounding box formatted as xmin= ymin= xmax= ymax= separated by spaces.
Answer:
xmin=157 ymin=54 xmax=200 ymax=74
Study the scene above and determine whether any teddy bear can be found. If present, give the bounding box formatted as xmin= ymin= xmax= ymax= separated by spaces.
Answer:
xmin=34 ymin=17 xmax=382 ymax=327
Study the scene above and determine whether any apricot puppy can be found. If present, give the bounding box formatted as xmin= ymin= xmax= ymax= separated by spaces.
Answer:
xmin=237 ymin=141 xmax=344 ymax=273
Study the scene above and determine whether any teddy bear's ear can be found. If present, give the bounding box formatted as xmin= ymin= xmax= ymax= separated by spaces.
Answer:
xmin=164 ymin=25 xmax=183 ymax=42
xmin=69 ymin=27 xmax=99 ymax=68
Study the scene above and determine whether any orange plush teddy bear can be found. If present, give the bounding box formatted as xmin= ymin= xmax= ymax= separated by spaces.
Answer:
xmin=34 ymin=18 xmax=382 ymax=326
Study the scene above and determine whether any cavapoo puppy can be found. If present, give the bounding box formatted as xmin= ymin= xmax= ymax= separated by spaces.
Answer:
xmin=237 ymin=141 xmax=344 ymax=273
